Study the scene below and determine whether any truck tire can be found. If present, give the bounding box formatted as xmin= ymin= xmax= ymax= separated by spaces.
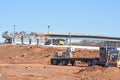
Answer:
xmin=88 ymin=61 xmax=93 ymax=66
xmin=53 ymin=59 xmax=58 ymax=65
xmin=51 ymin=59 xmax=53 ymax=64
xmin=62 ymin=60 xmax=68 ymax=66
xmin=92 ymin=60 xmax=98 ymax=65
xmin=105 ymin=63 xmax=109 ymax=67
xmin=70 ymin=60 xmax=76 ymax=66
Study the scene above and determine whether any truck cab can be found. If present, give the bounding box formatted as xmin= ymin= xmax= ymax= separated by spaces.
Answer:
xmin=99 ymin=46 xmax=120 ymax=67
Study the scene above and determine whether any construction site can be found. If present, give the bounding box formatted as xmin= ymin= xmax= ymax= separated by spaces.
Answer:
xmin=1 ymin=0 xmax=120 ymax=79
xmin=0 ymin=31 xmax=120 ymax=80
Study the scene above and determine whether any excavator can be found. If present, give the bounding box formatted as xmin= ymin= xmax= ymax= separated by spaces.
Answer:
xmin=2 ymin=31 xmax=12 ymax=43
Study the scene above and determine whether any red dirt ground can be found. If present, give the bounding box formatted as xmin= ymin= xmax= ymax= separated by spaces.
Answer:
xmin=0 ymin=44 xmax=120 ymax=80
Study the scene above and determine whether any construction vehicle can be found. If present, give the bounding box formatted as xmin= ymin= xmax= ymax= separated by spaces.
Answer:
xmin=58 ymin=40 xmax=64 ymax=45
xmin=51 ymin=46 xmax=120 ymax=67
xmin=2 ymin=31 xmax=12 ymax=43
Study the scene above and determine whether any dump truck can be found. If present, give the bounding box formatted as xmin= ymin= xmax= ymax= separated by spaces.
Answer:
xmin=51 ymin=46 xmax=120 ymax=67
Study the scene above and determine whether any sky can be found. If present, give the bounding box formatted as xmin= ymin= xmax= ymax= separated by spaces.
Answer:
xmin=0 ymin=0 xmax=120 ymax=42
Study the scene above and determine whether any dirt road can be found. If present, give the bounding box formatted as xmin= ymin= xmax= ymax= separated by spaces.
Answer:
xmin=1 ymin=64 xmax=120 ymax=80
xmin=0 ymin=64 xmax=84 ymax=80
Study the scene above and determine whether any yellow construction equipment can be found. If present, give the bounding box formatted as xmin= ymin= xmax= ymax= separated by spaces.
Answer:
xmin=58 ymin=40 xmax=64 ymax=45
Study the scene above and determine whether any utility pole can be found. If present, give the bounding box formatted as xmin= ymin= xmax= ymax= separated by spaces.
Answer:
xmin=68 ymin=32 xmax=73 ymax=57
xmin=48 ymin=25 xmax=52 ymax=45
xmin=13 ymin=24 xmax=16 ymax=44
xmin=48 ymin=25 xmax=50 ymax=34
xmin=69 ymin=32 xmax=71 ymax=47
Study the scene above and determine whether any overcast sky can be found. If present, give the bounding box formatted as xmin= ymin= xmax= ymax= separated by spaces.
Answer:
xmin=0 ymin=0 xmax=120 ymax=42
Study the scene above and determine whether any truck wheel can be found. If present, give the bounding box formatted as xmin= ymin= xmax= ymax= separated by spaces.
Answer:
xmin=62 ymin=60 xmax=68 ymax=66
xmin=53 ymin=59 xmax=58 ymax=65
xmin=71 ymin=60 xmax=76 ymax=66
xmin=105 ymin=63 xmax=109 ymax=67
xmin=92 ymin=60 xmax=98 ymax=65
xmin=88 ymin=61 xmax=92 ymax=66
xmin=51 ymin=59 xmax=53 ymax=64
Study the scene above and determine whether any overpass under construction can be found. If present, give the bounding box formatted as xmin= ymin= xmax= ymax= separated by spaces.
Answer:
xmin=2 ymin=31 xmax=120 ymax=46
xmin=45 ymin=33 xmax=120 ymax=41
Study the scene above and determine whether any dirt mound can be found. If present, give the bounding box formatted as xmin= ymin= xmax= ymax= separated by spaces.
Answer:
xmin=73 ymin=49 xmax=99 ymax=58
xmin=0 ymin=44 xmax=99 ymax=64
xmin=0 ymin=44 xmax=65 ymax=64
xmin=75 ymin=66 xmax=120 ymax=80
xmin=76 ymin=66 xmax=105 ymax=73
